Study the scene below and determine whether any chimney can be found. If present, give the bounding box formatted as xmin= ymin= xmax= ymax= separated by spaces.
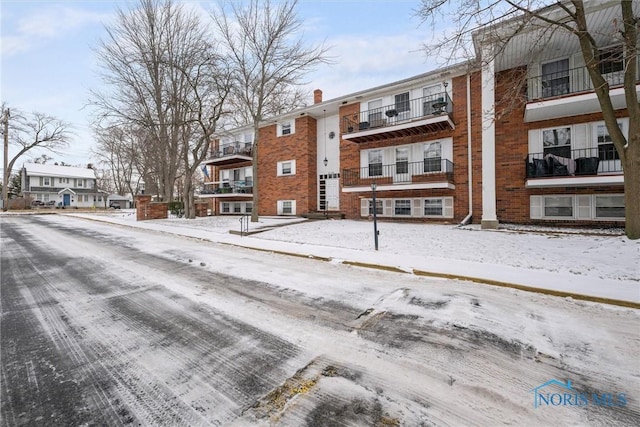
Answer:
xmin=313 ymin=89 xmax=323 ymax=104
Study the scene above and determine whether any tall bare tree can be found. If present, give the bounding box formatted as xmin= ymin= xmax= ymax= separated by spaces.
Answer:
xmin=212 ymin=0 xmax=330 ymax=222
xmin=92 ymin=0 xmax=228 ymax=214
xmin=418 ymin=0 xmax=639 ymax=239
xmin=1 ymin=105 xmax=71 ymax=211
xmin=93 ymin=125 xmax=144 ymax=197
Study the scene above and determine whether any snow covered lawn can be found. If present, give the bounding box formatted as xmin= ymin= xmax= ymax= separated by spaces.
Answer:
xmin=70 ymin=211 xmax=640 ymax=304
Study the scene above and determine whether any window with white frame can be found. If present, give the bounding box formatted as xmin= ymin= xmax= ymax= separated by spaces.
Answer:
xmin=245 ymin=203 xmax=253 ymax=213
xmin=277 ymin=200 xmax=296 ymax=215
xmin=277 ymin=160 xmax=296 ymax=176
xmin=596 ymin=122 xmax=622 ymax=161
xmin=395 ymin=147 xmax=409 ymax=174
xmin=233 ymin=202 xmax=242 ymax=213
xmin=368 ymin=200 xmax=383 ymax=215
xmin=541 ymin=58 xmax=569 ymax=97
xmin=544 ymin=195 xmax=574 ymax=218
xmin=424 ymin=142 xmax=442 ymax=172
xmin=599 ymin=46 xmax=623 ymax=75
xmin=278 ymin=121 xmax=294 ymax=136
xmin=395 ymin=92 xmax=410 ymax=116
xmin=367 ymin=99 xmax=383 ymax=125
xmin=394 ymin=199 xmax=411 ymax=216
xmin=368 ymin=150 xmax=382 ymax=177
xmin=221 ymin=202 xmax=230 ymax=213
xmin=42 ymin=177 xmax=51 ymax=186
xmin=594 ymin=195 xmax=624 ymax=219
xmin=43 ymin=194 xmax=50 ymax=202
xmin=542 ymin=127 xmax=571 ymax=158
xmin=424 ymin=198 xmax=443 ymax=217
xmin=77 ymin=179 xmax=84 ymax=187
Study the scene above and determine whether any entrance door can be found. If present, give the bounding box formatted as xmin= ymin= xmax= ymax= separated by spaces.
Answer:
xmin=63 ymin=194 xmax=70 ymax=206
xmin=325 ymin=178 xmax=339 ymax=210
xmin=319 ymin=174 xmax=340 ymax=212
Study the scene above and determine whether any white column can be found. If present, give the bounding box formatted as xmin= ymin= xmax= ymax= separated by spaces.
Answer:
xmin=481 ymin=51 xmax=499 ymax=229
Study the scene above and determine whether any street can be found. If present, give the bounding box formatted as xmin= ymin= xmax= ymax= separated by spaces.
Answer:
xmin=1 ymin=214 xmax=639 ymax=426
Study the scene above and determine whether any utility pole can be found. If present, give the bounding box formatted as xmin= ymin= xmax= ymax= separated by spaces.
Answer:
xmin=2 ymin=108 xmax=9 ymax=212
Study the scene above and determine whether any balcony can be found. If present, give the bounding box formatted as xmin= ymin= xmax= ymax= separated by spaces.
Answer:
xmin=199 ymin=180 xmax=253 ymax=198
xmin=525 ymin=64 xmax=640 ymax=122
xmin=342 ymin=159 xmax=454 ymax=192
xmin=342 ymin=92 xmax=454 ymax=143
xmin=526 ymin=147 xmax=623 ymax=188
xmin=202 ymin=141 xmax=253 ymax=166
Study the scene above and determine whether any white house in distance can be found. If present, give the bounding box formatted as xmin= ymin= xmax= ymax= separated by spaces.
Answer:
xmin=21 ymin=163 xmax=104 ymax=208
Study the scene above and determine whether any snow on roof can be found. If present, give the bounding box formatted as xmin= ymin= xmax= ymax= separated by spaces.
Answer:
xmin=24 ymin=163 xmax=96 ymax=179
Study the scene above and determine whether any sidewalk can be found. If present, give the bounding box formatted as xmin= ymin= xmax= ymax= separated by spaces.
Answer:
xmin=66 ymin=211 xmax=640 ymax=308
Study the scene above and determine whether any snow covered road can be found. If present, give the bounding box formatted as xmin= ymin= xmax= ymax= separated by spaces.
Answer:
xmin=1 ymin=214 xmax=639 ymax=426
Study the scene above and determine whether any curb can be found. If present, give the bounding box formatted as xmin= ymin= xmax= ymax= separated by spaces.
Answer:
xmin=221 ymin=243 xmax=640 ymax=310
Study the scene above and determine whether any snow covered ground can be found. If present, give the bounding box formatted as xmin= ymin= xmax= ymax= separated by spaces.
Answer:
xmin=65 ymin=210 xmax=639 ymax=304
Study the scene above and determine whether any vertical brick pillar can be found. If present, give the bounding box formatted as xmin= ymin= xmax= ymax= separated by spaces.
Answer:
xmin=136 ymin=195 xmax=152 ymax=221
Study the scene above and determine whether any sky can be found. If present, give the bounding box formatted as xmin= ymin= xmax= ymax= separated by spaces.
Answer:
xmin=0 ymin=0 xmax=436 ymax=171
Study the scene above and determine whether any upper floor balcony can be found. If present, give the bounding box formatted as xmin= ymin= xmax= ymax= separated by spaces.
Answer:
xmin=202 ymin=141 xmax=253 ymax=166
xmin=341 ymin=92 xmax=454 ymax=143
xmin=342 ymin=159 xmax=454 ymax=192
xmin=199 ymin=179 xmax=253 ymax=198
xmin=525 ymin=147 xmax=623 ymax=188
xmin=525 ymin=63 xmax=640 ymax=122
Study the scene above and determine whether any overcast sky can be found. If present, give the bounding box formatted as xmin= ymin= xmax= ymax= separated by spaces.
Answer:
xmin=1 ymin=0 xmax=436 ymax=169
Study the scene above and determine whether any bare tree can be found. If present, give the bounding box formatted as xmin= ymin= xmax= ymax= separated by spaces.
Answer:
xmin=417 ymin=0 xmax=640 ymax=239
xmin=1 ymin=105 xmax=71 ymax=211
xmin=92 ymin=0 xmax=228 ymax=213
xmin=93 ymin=125 xmax=142 ymax=197
xmin=212 ymin=0 xmax=331 ymax=222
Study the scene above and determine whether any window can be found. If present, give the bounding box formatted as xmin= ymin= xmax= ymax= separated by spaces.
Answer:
xmin=245 ymin=203 xmax=253 ymax=213
xmin=424 ymin=142 xmax=442 ymax=172
xmin=277 ymin=121 xmax=294 ymax=137
xmin=278 ymin=200 xmax=296 ymax=215
xmin=42 ymin=177 xmax=50 ymax=186
xmin=394 ymin=199 xmax=411 ymax=216
xmin=368 ymin=99 xmax=383 ymax=126
xmin=599 ymin=46 xmax=623 ymax=75
xmin=544 ymin=196 xmax=573 ymax=218
xmin=221 ymin=202 xmax=230 ymax=213
xmin=395 ymin=147 xmax=409 ymax=174
xmin=368 ymin=150 xmax=383 ymax=177
xmin=596 ymin=123 xmax=621 ymax=161
xmin=233 ymin=202 xmax=242 ymax=213
xmin=542 ymin=127 xmax=571 ymax=158
xmin=77 ymin=179 xmax=84 ymax=187
xmin=424 ymin=199 xmax=443 ymax=216
xmin=277 ymin=160 xmax=296 ymax=176
xmin=595 ymin=195 xmax=624 ymax=219
xmin=368 ymin=200 xmax=383 ymax=215
xmin=395 ymin=92 xmax=410 ymax=113
xmin=542 ymin=58 xmax=569 ymax=97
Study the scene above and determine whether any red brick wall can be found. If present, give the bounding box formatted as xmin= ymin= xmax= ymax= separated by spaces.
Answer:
xmin=135 ymin=195 xmax=168 ymax=220
xmin=257 ymin=115 xmax=317 ymax=216
xmin=493 ymin=68 xmax=625 ymax=224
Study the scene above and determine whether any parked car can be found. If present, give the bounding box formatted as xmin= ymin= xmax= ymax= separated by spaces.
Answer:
xmin=109 ymin=202 xmax=121 ymax=209
xmin=31 ymin=200 xmax=44 ymax=207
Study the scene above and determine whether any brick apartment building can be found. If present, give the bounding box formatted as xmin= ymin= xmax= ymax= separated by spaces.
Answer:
xmin=201 ymin=1 xmax=634 ymax=228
